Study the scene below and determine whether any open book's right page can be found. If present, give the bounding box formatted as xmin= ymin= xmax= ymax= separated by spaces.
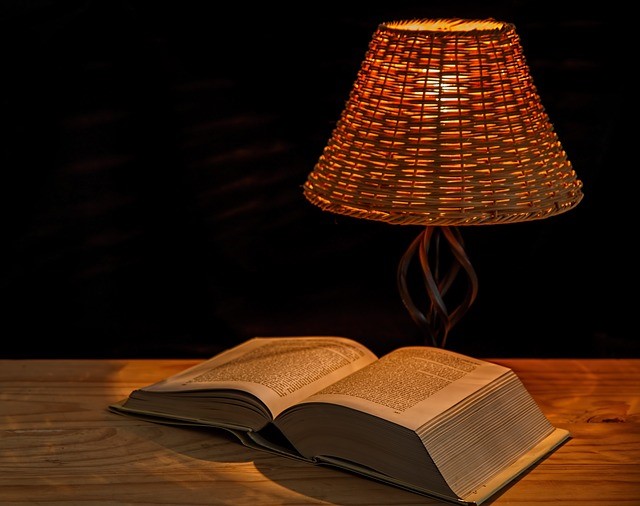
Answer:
xmin=298 ymin=346 xmax=507 ymax=430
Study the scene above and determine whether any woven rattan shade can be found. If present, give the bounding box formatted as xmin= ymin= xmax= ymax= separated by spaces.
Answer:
xmin=304 ymin=18 xmax=584 ymax=226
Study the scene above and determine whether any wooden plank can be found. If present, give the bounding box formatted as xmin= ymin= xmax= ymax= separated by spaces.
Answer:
xmin=1 ymin=359 xmax=638 ymax=505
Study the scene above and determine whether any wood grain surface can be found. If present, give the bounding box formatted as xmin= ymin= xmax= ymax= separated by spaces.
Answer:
xmin=1 ymin=358 xmax=639 ymax=505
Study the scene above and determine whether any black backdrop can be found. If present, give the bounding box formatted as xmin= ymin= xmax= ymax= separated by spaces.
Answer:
xmin=1 ymin=1 xmax=634 ymax=358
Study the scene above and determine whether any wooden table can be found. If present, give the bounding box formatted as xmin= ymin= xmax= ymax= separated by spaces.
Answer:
xmin=1 ymin=358 xmax=638 ymax=505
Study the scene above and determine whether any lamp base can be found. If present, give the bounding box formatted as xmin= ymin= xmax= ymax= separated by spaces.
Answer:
xmin=397 ymin=226 xmax=478 ymax=348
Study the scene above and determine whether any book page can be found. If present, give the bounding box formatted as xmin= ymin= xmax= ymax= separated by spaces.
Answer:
xmin=140 ymin=336 xmax=378 ymax=417
xmin=299 ymin=346 xmax=509 ymax=430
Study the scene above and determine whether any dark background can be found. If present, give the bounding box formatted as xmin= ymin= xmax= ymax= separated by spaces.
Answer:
xmin=1 ymin=1 xmax=634 ymax=359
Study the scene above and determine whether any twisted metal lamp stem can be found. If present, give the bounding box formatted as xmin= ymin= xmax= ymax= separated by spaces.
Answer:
xmin=397 ymin=226 xmax=479 ymax=348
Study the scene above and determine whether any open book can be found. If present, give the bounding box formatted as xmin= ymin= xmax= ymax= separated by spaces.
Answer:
xmin=109 ymin=336 xmax=569 ymax=505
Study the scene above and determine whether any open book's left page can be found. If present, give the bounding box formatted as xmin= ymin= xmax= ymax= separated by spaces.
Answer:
xmin=118 ymin=336 xmax=378 ymax=423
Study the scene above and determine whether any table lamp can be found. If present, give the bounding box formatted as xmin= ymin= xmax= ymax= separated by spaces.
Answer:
xmin=303 ymin=18 xmax=583 ymax=348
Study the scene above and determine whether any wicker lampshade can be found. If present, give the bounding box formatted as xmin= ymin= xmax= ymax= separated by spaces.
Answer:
xmin=303 ymin=18 xmax=583 ymax=348
xmin=304 ymin=18 xmax=583 ymax=226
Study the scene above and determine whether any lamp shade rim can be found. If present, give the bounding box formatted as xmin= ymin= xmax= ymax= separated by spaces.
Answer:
xmin=303 ymin=185 xmax=584 ymax=226
xmin=381 ymin=18 xmax=513 ymax=34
